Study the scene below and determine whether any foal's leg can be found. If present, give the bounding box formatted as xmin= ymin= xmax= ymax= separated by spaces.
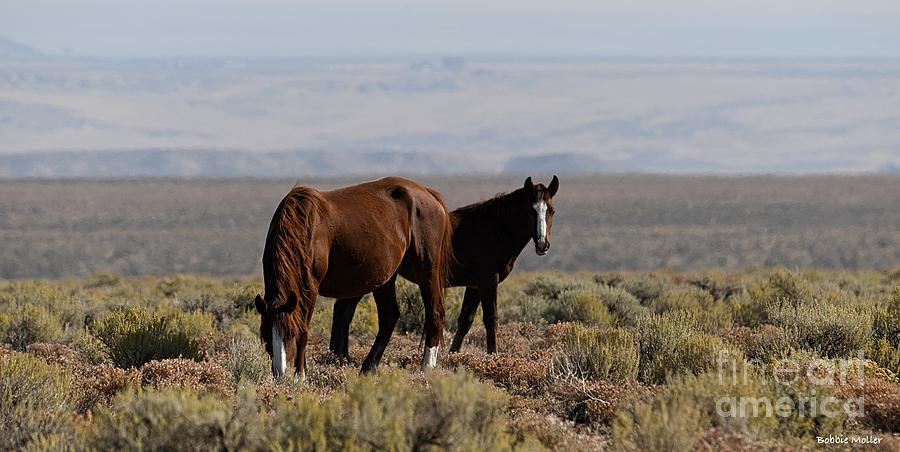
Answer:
xmin=481 ymin=273 xmax=500 ymax=354
xmin=361 ymin=277 xmax=399 ymax=373
xmin=420 ymin=282 xmax=446 ymax=370
xmin=330 ymin=296 xmax=362 ymax=359
xmin=449 ymin=287 xmax=480 ymax=353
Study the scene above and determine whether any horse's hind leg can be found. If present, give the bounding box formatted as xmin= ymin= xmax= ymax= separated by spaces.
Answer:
xmin=331 ymin=296 xmax=362 ymax=360
xmin=361 ymin=276 xmax=400 ymax=373
xmin=449 ymin=287 xmax=479 ymax=353
xmin=420 ymin=282 xmax=445 ymax=370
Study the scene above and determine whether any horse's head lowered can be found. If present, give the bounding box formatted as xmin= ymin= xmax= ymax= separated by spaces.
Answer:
xmin=255 ymin=292 xmax=299 ymax=378
xmin=523 ymin=175 xmax=559 ymax=256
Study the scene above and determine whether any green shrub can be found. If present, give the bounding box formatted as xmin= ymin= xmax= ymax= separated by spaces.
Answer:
xmin=873 ymin=286 xmax=900 ymax=347
xmin=730 ymin=292 xmax=769 ymax=328
xmin=524 ymin=273 xmax=580 ymax=301
xmin=612 ymin=273 xmax=670 ymax=305
xmin=271 ymin=370 xmax=513 ymax=451
xmin=88 ymin=388 xmax=265 ymax=452
xmin=396 ymin=278 xmax=424 ymax=335
xmin=0 ymin=353 xmax=75 ymax=450
xmin=551 ymin=324 xmax=638 ymax=383
xmin=610 ymin=393 xmax=704 ymax=451
xmin=865 ymin=338 xmax=900 ymax=377
xmin=500 ymin=294 xmax=548 ymax=326
xmin=616 ymin=358 xmax=849 ymax=449
xmin=649 ymin=286 xmax=733 ymax=333
xmin=636 ymin=311 xmax=737 ymax=384
xmin=725 ymin=325 xmax=792 ymax=364
xmin=590 ymin=284 xmax=646 ymax=327
xmin=2 ymin=304 xmax=64 ymax=350
xmin=543 ymin=289 xmax=614 ymax=327
xmin=766 ymin=300 xmax=872 ymax=358
xmin=93 ymin=307 xmax=212 ymax=368
xmin=220 ymin=332 xmax=271 ymax=385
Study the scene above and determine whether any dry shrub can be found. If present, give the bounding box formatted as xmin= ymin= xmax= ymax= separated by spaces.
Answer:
xmin=444 ymin=352 xmax=549 ymax=394
xmin=550 ymin=324 xmax=639 ymax=384
xmin=836 ymin=378 xmax=900 ymax=433
xmin=465 ymin=322 xmax=545 ymax=357
xmin=694 ymin=427 xmax=765 ymax=452
xmin=0 ymin=352 xmax=75 ymax=451
xmin=72 ymin=363 xmax=141 ymax=413
xmin=507 ymin=413 xmax=596 ymax=452
xmin=688 ymin=272 xmax=743 ymax=301
xmin=549 ymin=379 xmax=660 ymax=426
xmin=140 ymin=359 xmax=234 ymax=397
xmin=25 ymin=342 xmax=83 ymax=367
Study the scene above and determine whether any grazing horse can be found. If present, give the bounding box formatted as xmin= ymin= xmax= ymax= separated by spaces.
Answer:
xmin=330 ymin=176 xmax=558 ymax=357
xmin=254 ymin=177 xmax=453 ymax=378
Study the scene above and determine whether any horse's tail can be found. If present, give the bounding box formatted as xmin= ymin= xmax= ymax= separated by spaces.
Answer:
xmin=265 ymin=185 xmax=324 ymax=337
xmin=426 ymin=187 xmax=454 ymax=289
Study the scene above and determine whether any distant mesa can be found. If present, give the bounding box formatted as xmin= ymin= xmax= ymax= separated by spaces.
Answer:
xmin=0 ymin=36 xmax=42 ymax=60
xmin=880 ymin=162 xmax=900 ymax=174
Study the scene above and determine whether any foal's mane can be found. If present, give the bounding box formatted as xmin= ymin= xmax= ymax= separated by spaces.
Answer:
xmin=452 ymin=188 xmax=526 ymax=221
xmin=263 ymin=185 xmax=325 ymax=338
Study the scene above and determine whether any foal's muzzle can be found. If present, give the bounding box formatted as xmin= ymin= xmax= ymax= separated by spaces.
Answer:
xmin=535 ymin=240 xmax=550 ymax=256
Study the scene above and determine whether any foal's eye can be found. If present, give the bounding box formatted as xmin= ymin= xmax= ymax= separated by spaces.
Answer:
xmin=548 ymin=207 xmax=556 ymax=215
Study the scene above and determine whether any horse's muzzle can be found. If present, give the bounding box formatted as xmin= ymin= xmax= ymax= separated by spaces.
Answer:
xmin=535 ymin=241 xmax=550 ymax=256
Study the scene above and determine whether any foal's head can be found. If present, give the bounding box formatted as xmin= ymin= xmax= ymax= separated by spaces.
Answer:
xmin=254 ymin=292 xmax=299 ymax=378
xmin=521 ymin=175 xmax=559 ymax=255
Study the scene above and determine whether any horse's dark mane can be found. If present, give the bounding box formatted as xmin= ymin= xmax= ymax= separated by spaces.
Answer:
xmin=263 ymin=185 xmax=324 ymax=339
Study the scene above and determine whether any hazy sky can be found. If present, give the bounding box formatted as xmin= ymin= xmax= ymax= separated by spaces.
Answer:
xmin=2 ymin=0 xmax=900 ymax=58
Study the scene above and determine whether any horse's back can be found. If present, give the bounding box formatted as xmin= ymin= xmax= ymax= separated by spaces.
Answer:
xmin=313 ymin=177 xmax=449 ymax=297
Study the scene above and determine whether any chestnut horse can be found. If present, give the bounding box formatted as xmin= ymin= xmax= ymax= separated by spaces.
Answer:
xmin=330 ymin=176 xmax=558 ymax=357
xmin=254 ymin=177 xmax=453 ymax=377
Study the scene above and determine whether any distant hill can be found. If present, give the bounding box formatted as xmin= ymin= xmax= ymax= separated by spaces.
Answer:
xmin=0 ymin=36 xmax=42 ymax=59
xmin=0 ymin=149 xmax=491 ymax=177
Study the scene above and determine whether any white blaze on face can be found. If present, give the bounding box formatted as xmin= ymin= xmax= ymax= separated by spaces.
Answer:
xmin=422 ymin=346 xmax=439 ymax=370
xmin=272 ymin=325 xmax=287 ymax=377
xmin=534 ymin=200 xmax=548 ymax=248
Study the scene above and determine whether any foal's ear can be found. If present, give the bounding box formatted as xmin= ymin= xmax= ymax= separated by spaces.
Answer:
xmin=280 ymin=291 xmax=299 ymax=313
xmin=548 ymin=175 xmax=559 ymax=197
xmin=523 ymin=176 xmax=534 ymax=191
xmin=254 ymin=294 xmax=266 ymax=314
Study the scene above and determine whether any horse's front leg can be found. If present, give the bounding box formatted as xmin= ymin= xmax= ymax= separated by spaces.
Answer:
xmin=480 ymin=273 xmax=500 ymax=354
xmin=420 ymin=282 xmax=446 ymax=370
xmin=449 ymin=287 xmax=480 ymax=353
xmin=330 ymin=296 xmax=362 ymax=360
